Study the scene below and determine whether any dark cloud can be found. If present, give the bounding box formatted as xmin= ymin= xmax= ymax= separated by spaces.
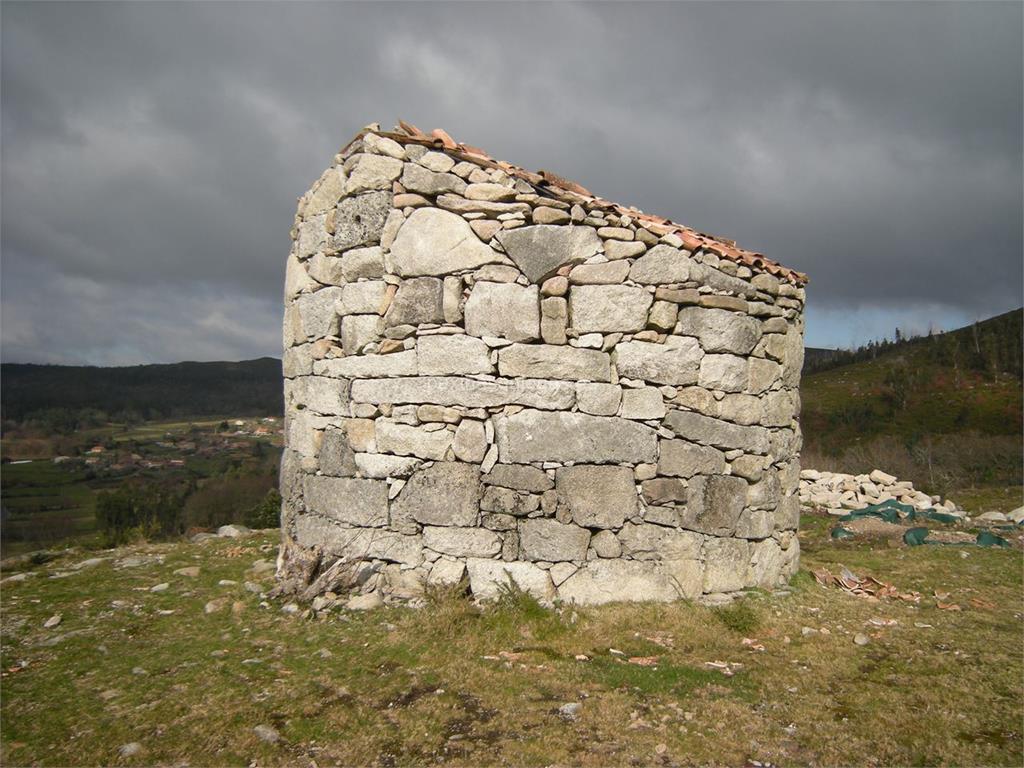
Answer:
xmin=2 ymin=1 xmax=1021 ymax=363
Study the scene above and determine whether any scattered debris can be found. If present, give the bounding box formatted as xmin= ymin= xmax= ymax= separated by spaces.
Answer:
xmin=557 ymin=702 xmax=582 ymax=721
xmin=252 ymin=724 xmax=280 ymax=744
xmin=811 ymin=565 xmax=921 ymax=603
xmin=43 ymin=614 xmax=62 ymax=628
xmin=853 ymin=633 xmax=870 ymax=646
xmin=704 ymin=660 xmax=743 ymax=676
xmin=628 ymin=656 xmax=659 ymax=666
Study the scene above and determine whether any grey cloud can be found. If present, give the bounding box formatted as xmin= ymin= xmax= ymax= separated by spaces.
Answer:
xmin=2 ymin=1 xmax=1020 ymax=363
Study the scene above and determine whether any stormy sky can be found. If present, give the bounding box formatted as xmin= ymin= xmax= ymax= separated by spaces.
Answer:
xmin=2 ymin=1 xmax=1021 ymax=365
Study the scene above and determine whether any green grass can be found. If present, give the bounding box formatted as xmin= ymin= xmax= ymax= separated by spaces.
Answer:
xmin=2 ymin=525 xmax=1021 ymax=766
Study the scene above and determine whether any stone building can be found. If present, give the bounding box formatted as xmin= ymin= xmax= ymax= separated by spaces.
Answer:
xmin=279 ymin=122 xmax=807 ymax=605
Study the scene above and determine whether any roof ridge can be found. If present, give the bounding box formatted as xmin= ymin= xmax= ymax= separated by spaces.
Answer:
xmin=345 ymin=123 xmax=807 ymax=285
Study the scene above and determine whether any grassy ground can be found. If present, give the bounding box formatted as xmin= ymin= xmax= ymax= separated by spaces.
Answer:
xmin=2 ymin=520 xmax=1021 ymax=767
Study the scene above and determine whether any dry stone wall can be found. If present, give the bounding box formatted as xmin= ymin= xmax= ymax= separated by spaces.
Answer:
xmin=280 ymin=125 xmax=807 ymax=606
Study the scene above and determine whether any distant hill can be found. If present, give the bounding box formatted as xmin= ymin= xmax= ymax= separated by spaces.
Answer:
xmin=800 ymin=308 xmax=1022 ymax=500
xmin=802 ymin=308 xmax=1022 ymax=442
xmin=1 ymin=358 xmax=283 ymax=426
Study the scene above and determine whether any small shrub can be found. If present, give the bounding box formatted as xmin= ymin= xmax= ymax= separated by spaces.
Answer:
xmin=245 ymin=488 xmax=282 ymax=529
xmin=712 ymin=600 xmax=761 ymax=635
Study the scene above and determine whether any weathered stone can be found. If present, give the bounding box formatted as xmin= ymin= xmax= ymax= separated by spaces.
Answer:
xmin=481 ymin=486 xmax=539 ymax=516
xmin=575 ymin=382 xmax=622 ymax=416
xmin=640 ymin=477 xmax=688 ymax=505
xmin=569 ymin=260 xmax=630 ymax=285
xmin=391 ymin=462 xmax=481 ymax=527
xmin=482 ymin=464 xmax=553 ymax=493
xmin=570 ymin=285 xmax=653 ymax=333
xmin=345 ymin=154 xmax=403 ymax=194
xmin=604 ymin=240 xmax=647 ymax=260
xmin=763 ymin=390 xmax=797 ymax=427
xmin=747 ymin=358 xmax=781 ymax=395
xmin=555 ymin=465 xmax=636 ymax=529
xmin=400 ymin=163 xmax=466 ymax=196
xmin=675 ymin=307 xmax=762 ymax=355
xmin=498 ymin=343 xmax=610 ymax=382
xmin=285 ymin=252 xmax=316 ymax=301
xmin=699 ymin=294 xmax=748 ymax=312
xmin=658 ymin=440 xmax=727 ymax=477
xmin=663 ymin=410 xmax=771 ymax=454
xmin=735 ymin=509 xmax=773 ymax=540
xmin=591 ymin=530 xmax=622 ymax=558
xmin=465 ymin=182 xmax=516 ymax=201
xmin=290 ymin=375 xmax=349 ymax=415
xmin=389 ymin=208 xmax=501 ymax=277
xmin=340 ymin=315 xmax=382 ymax=355
xmin=465 ymin=559 xmax=554 ymax=602
xmin=614 ymin=339 xmax=701 ymax=386
xmin=519 ymin=519 xmax=590 ymax=562
xmin=428 ymin=558 xmax=467 ymax=587
xmin=730 ymin=454 xmax=764 ymax=482
xmin=775 ymin=495 xmax=800 ymax=531
xmin=703 ymin=537 xmax=749 ymax=593
xmin=698 ymin=354 xmax=749 ymax=393
xmin=452 ymin=419 xmax=487 ymax=462
xmin=353 ymin=453 xmax=421 ymax=479
xmin=314 ymin=350 xmax=416 ymax=379
xmin=715 ymin=393 xmax=762 ymax=426
xmin=363 ymin=132 xmax=405 ymax=159
xmin=540 ymin=296 xmax=568 ymax=345
xmin=655 ymin=287 xmax=699 ymax=304
xmin=495 ymin=410 xmax=658 ymax=464
xmin=318 ymin=427 xmax=357 ymax=476
xmin=339 ymin=246 xmax=385 ymax=281
xmin=415 ymin=150 xmax=455 ymax=173
xmin=304 ymin=167 xmax=346 ymax=216
xmin=344 ymin=418 xmax=376 ymax=452
xmin=532 ymin=206 xmax=570 ymax=225
xmin=375 ymin=421 xmax=453 ymax=460
xmin=628 ymin=245 xmax=692 ymax=284
xmin=747 ymin=538 xmax=784 ymax=588
xmin=294 ymin=517 xmax=423 ymax=566
xmin=540 ymin=276 xmax=569 ymax=296
xmin=436 ymin=194 xmax=531 ymax=216
xmin=683 ymin=475 xmax=747 ymax=536
xmin=351 ymin=376 xmax=575 ymax=409
xmin=384 ymin=277 xmax=444 ymax=326
xmin=782 ymin=326 xmax=805 ymax=387
xmin=307 ymin=253 xmax=345 ymax=286
xmin=464 ymin=282 xmax=540 ymax=342
xmin=339 ymin=280 xmax=388 ymax=315
xmin=423 ymin=527 xmax=501 ymax=558
xmin=495 ymin=225 xmax=601 ymax=283
xmin=416 ymin=334 xmax=493 ymax=375
xmin=748 ymin=469 xmax=781 ymax=509
xmin=647 ymin=301 xmax=678 ymax=332
xmin=303 ymin=476 xmax=388 ymax=527
xmin=328 ymin=192 xmax=391 ymax=253
xmin=558 ymin=559 xmax=701 ymax=605
xmin=296 ymin=288 xmax=344 ymax=340
xmin=618 ymin=523 xmax=701 ymax=561
xmin=442 ymin=276 xmax=463 ymax=323
xmin=620 ymin=387 xmax=666 ymax=420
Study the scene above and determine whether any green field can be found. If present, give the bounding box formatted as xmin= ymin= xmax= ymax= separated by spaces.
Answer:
xmin=1 ymin=418 xmax=281 ymax=556
xmin=1 ymin=522 xmax=1021 ymax=766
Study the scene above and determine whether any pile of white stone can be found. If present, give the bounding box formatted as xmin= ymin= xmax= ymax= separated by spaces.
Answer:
xmin=798 ymin=468 xmax=964 ymax=519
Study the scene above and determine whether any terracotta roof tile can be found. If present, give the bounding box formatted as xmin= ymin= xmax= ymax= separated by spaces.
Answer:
xmin=346 ymin=124 xmax=807 ymax=285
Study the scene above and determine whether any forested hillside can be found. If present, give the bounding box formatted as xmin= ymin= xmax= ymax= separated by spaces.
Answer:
xmin=1 ymin=358 xmax=282 ymax=430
